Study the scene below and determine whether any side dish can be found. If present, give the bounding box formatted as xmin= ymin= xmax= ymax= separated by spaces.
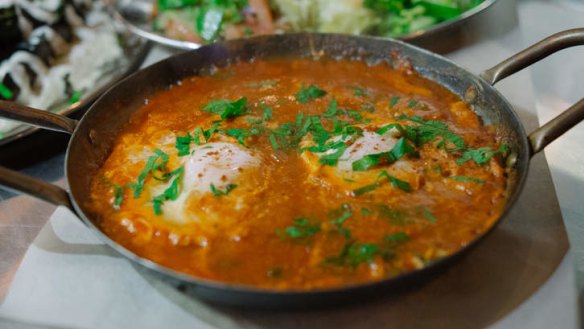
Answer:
xmin=0 ymin=0 xmax=125 ymax=138
xmin=152 ymin=0 xmax=485 ymax=43
xmin=89 ymin=58 xmax=509 ymax=290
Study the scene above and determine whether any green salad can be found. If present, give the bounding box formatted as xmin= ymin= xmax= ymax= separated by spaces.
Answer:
xmin=153 ymin=0 xmax=485 ymax=43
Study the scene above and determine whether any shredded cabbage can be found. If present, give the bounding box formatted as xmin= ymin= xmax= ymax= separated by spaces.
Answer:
xmin=272 ymin=0 xmax=483 ymax=37
xmin=272 ymin=0 xmax=379 ymax=35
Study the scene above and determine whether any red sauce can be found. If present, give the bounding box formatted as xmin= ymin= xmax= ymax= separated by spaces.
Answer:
xmin=89 ymin=58 xmax=508 ymax=290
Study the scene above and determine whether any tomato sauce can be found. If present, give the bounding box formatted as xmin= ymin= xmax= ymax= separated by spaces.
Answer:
xmin=89 ymin=58 xmax=508 ymax=290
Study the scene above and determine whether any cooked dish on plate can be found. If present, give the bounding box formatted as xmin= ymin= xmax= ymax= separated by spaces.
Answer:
xmin=0 ymin=0 xmax=138 ymax=140
xmin=89 ymin=56 xmax=509 ymax=290
xmin=152 ymin=0 xmax=486 ymax=43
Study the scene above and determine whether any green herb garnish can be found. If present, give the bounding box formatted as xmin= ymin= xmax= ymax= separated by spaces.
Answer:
xmin=384 ymin=232 xmax=410 ymax=244
xmin=0 ymin=82 xmax=14 ymax=99
xmin=450 ymin=176 xmax=485 ymax=184
xmin=113 ymin=184 xmax=124 ymax=208
xmin=349 ymin=86 xmax=368 ymax=97
xmin=318 ymin=144 xmax=348 ymax=166
xmin=328 ymin=204 xmax=353 ymax=239
xmin=456 ymin=144 xmax=509 ymax=165
xmin=127 ymin=149 xmax=170 ymax=198
xmin=407 ymin=100 xmax=418 ymax=108
xmin=178 ymin=123 xmax=223 ymax=152
xmin=203 ymin=97 xmax=248 ymax=120
xmin=323 ymin=98 xmax=339 ymax=117
xmin=389 ymin=96 xmax=400 ymax=109
xmin=376 ymin=122 xmax=405 ymax=136
xmin=210 ymin=183 xmax=237 ymax=198
xmin=353 ymin=170 xmax=412 ymax=195
xmin=352 ymin=137 xmax=418 ymax=171
xmin=296 ymin=84 xmax=327 ymax=103
xmin=69 ymin=90 xmax=82 ymax=104
xmin=268 ymin=133 xmax=280 ymax=150
xmin=323 ymin=242 xmax=393 ymax=267
xmin=398 ymin=115 xmax=465 ymax=151
xmin=152 ymin=167 xmax=184 ymax=215
xmin=277 ymin=217 xmax=321 ymax=239
xmin=175 ymin=133 xmax=193 ymax=156
xmin=421 ymin=208 xmax=437 ymax=223
xmin=262 ymin=105 xmax=273 ymax=121
xmin=227 ymin=127 xmax=263 ymax=146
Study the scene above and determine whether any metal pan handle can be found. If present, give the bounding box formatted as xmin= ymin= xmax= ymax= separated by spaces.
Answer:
xmin=0 ymin=101 xmax=77 ymax=208
xmin=0 ymin=100 xmax=78 ymax=134
xmin=480 ymin=28 xmax=584 ymax=155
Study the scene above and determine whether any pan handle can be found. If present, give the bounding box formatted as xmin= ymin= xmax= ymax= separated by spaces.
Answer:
xmin=0 ymin=166 xmax=73 ymax=209
xmin=0 ymin=101 xmax=78 ymax=134
xmin=480 ymin=28 xmax=584 ymax=155
xmin=0 ymin=101 xmax=76 ymax=208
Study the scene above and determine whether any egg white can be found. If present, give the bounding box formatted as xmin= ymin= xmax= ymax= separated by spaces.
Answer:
xmin=150 ymin=141 xmax=269 ymax=240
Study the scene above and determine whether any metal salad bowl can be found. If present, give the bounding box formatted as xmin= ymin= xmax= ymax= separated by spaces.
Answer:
xmin=0 ymin=30 xmax=583 ymax=309
xmin=110 ymin=0 xmax=501 ymax=51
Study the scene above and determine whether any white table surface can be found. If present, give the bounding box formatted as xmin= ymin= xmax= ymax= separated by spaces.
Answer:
xmin=0 ymin=0 xmax=582 ymax=328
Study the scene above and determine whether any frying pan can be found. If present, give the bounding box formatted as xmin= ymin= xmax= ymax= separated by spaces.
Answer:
xmin=1 ymin=31 xmax=584 ymax=309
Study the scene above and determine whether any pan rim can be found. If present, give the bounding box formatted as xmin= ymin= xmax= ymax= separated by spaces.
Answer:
xmin=64 ymin=32 xmax=531 ymax=298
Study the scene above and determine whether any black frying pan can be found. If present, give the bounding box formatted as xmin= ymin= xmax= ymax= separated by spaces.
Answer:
xmin=1 ymin=31 xmax=583 ymax=309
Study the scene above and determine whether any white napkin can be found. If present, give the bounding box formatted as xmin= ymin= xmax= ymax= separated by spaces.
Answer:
xmin=0 ymin=207 xmax=242 ymax=329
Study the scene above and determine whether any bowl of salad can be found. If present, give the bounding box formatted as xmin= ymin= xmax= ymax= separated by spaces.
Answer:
xmin=111 ymin=0 xmax=496 ymax=50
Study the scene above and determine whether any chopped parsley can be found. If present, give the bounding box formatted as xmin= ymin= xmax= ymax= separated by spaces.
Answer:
xmin=69 ymin=90 xmax=82 ymax=104
xmin=384 ymin=232 xmax=410 ymax=244
xmin=376 ymin=122 xmax=405 ymax=136
xmin=176 ymin=123 xmax=222 ymax=155
xmin=227 ymin=127 xmax=263 ymax=146
xmin=398 ymin=115 xmax=465 ymax=151
xmin=112 ymin=184 xmax=124 ymax=209
xmin=352 ymin=137 xmax=418 ymax=171
xmin=354 ymin=171 xmax=412 ymax=195
xmin=0 ymin=82 xmax=14 ymax=99
xmin=450 ymin=176 xmax=485 ymax=185
xmin=277 ymin=217 xmax=321 ymax=239
xmin=389 ymin=96 xmax=400 ymax=109
xmin=407 ymin=100 xmax=418 ymax=108
xmin=175 ymin=133 xmax=194 ymax=156
xmin=421 ymin=208 xmax=437 ymax=224
xmin=202 ymin=97 xmax=248 ymax=120
xmin=397 ymin=115 xmax=509 ymax=166
xmin=296 ymin=84 xmax=327 ymax=103
xmin=318 ymin=144 xmax=349 ymax=166
xmin=323 ymin=99 xmax=339 ymax=117
xmin=349 ymin=86 xmax=368 ymax=97
xmin=456 ymin=144 xmax=509 ymax=165
xmin=329 ymin=204 xmax=352 ymax=225
xmin=328 ymin=203 xmax=353 ymax=239
xmin=210 ymin=183 xmax=237 ymax=198
xmin=323 ymin=230 xmax=411 ymax=268
xmin=127 ymin=149 xmax=170 ymax=198
xmin=152 ymin=167 xmax=185 ymax=215
xmin=323 ymin=241 xmax=393 ymax=267
xmin=261 ymin=105 xmax=273 ymax=121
